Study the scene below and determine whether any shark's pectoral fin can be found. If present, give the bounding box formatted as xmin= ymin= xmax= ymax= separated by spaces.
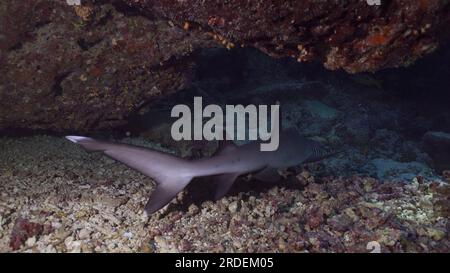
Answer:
xmin=213 ymin=173 xmax=241 ymax=201
xmin=144 ymin=176 xmax=192 ymax=215
xmin=253 ymin=168 xmax=281 ymax=182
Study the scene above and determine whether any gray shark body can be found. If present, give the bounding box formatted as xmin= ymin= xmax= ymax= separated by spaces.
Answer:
xmin=66 ymin=129 xmax=330 ymax=215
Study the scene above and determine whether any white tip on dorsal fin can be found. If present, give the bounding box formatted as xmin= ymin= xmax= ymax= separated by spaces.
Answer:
xmin=65 ymin=136 xmax=93 ymax=143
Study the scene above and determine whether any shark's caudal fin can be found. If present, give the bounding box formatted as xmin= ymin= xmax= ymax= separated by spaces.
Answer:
xmin=66 ymin=136 xmax=109 ymax=152
xmin=66 ymin=136 xmax=193 ymax=215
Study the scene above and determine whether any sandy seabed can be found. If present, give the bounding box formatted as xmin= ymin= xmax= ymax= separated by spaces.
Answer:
xmin=0 ymin=136 xmax=448 ymax=252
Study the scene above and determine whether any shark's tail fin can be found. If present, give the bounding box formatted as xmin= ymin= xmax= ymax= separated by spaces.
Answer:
xmin=66 ymin=136 xmax=193 ymax=215
xmin=66 ymin=136 xmax=109 ymax=152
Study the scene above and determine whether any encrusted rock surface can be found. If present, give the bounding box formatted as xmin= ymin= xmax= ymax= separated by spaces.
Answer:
xmin=0 ymin=0 xmax=212 ymax=132
xmin=1 ymin=0 xmax=450 ymax=132
xmin=126 ymin=0 xmax=450 ymax=73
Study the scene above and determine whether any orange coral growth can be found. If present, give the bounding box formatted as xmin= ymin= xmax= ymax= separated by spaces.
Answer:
xmin=89 ymin=66 xmax=102 ymax=78
xmin=207 ymin=16 xmax=225 ymax=27
xmin=419 ymin=0 xmax=429 ymax=11
xmin=367 ymin=33 xmax=390 ymax=46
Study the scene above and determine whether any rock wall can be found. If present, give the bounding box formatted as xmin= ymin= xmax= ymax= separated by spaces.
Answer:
xmin=126 ymin=0 xmax=450 ymax=73
xmin=1 ymin=0 xmax=449 ymax=132
xmin=0 ymin=0 xmax=212 ymax=132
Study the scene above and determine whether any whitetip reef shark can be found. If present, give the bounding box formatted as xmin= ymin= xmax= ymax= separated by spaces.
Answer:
xmin=65 ymin=129 xmax=334 ymax=215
